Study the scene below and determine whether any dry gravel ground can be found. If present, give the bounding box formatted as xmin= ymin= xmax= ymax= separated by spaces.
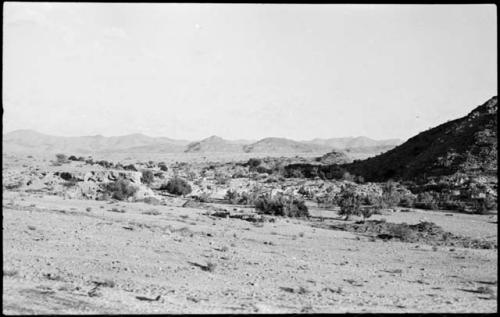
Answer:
xmin=3 ymin=190 xmax=497 ymax=314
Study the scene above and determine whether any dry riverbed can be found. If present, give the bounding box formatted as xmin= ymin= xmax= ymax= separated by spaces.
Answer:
xmin=3 ymin=191 xmax=497 ymax=313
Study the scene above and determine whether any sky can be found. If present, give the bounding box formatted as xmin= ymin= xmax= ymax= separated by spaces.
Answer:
xmin=3 ymin=3 xmax=497 ymax=141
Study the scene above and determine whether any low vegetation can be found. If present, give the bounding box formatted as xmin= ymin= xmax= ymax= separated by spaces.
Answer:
xmin=141 ymin=170 xmax=155 ymax=185
xmin=254 ymin=193 xmax=309 ymax=218
xmin=337 ymin=185 xmax=363 ymax=221
xmin=160 ymin=177 xmax=192 ymax=196
xmin=103 ymin=179 xmax=138 ymax=201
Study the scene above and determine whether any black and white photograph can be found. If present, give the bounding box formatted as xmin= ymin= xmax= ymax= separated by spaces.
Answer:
xmin=2 ymin=2 xmax=497 ymax=314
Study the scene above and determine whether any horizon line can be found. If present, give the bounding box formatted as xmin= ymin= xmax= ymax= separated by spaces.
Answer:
xmin=2 ymin=128 xmax=404 ymax=143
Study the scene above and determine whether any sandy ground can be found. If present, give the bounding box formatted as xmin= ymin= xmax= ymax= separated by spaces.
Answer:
xmin=3 ymin=190 xmax=497 ymax=314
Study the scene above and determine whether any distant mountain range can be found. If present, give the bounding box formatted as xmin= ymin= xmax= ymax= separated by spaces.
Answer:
xmin=2 ymin=129 xmax=402 ymax=156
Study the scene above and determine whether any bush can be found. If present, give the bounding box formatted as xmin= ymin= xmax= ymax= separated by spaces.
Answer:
xmin=141 ymin=170 xmax=155 ymax=185
xmin=224 ymin=189 xmax=239 ymax=204
xmin=362 ymin=193 xmax=381 ymax=206
xmin=123 ymin=164 xmax=138 ymax=171
xmin=386 ymin=223 xmax=417 ymax=241
xmin=254 ymin=193 xmax=309 ymax=218
xmin=316 ymin=195 xmax=337 ymax=208
xmin=337 ymin=185 xmax=362 ymax=220
xmin=59 ymin=172 xmax=75 ymax=181
xmin=55 ymin=153 xmax=69 ymax=164
xmin=215 ymin=172 xmax=230 ymax=185
xmin=96 ymin=160 xmax=114 ymax=169
xmin=255 ymin=166 xmax=272 ymax=174
xmin=398 ymin=195 xmax=415 ymax=208
xmin=158 ymin=162 xmax=168 ymax=172
xmin=342 ymin=172 xmax=355 ymax=182
xmin=360 ymin=206 xmax=377 ymax=221
xmin=414 ymin=192 xmax=439 ymax=210
xmin=194 ymin=192 xmax=212 ymax=203
xmin=472 ymin=196 xmax=497 ymax=214
xmin=247 ymin=158 xmax=262 ymax=168
xmin=298 ymin=186 xmax=314 ymax=199
xmin=288 ymin=169 xmax=304 ymax=178
xmin=68 ymin=155 xmax=79 ymax=161
xmin=161 ymin=177 xmax=192 ymax=196
xmin=379 ymin=181 xmax=404 ymax=208
xmin=224 ymin=190 xmax=257 ymax=205
xmin=103 ymin=179 xmax=138 ymax=201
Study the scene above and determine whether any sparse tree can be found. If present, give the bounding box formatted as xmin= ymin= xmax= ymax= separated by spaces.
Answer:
xmin=337 ymin=185 xmax=362 ymax=221
xmin=141 ymin=170 xmax=155 ymax=185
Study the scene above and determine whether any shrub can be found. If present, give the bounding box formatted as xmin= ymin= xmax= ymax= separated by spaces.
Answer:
xmin=472 ymin=196 xmax=497 ymax=215
xmin=398 ymin=195 xmax=415 ymax=208
xmin=355 ymin=175 xmax=365 ymax=184
xmin=123 ymin=164 xmax=138 ymax=171
xmin=158 ymin=162 xmax=168 ymax=172
xmin=55 ymin=153 xmax=69 ymax=164
xmin=414 ymin=192 xmax=439 ymax=210
xmin=255 ymin=166 xmax=272 ymax=174
xmin=297 ymin=186 xmax=314 ymax=199
xmin=386 ymin=223 xmax=417 ymax=241
xmin=141 ymin=170 xmax=155 ymax=185
xmin=247 ymin=158 xmax=262 ymax=168
xmin=289 ymin=169 xmax=304 ymax=178
xmin=342 ymin=172 xmax=355 ymax=182
xmin=215 ymin=172 xmax=230 ymax=185
xmin=379 ymin=181 xmax=402 ymax=208
xmin=316 ymin=195 xmax=337 ymax=208
xmin=5 ymin=181 xmax=23 ymax=190
xmin=96 ymin=160 xmax=114 ymax=169
xmin=59 ymin=172 xmax=75 ymax=181
xmin=186 ymin=171 xmax=197 ymax=181
xmin=224 ymin=190 xmax=257 ymax=205
xmin=360 ymin=206 xmax=377 ymax=221
xmin=68 ymin=155 xmax=79 ymax=161
xmin=103 ymin=179 xmax=138 ymax=201
xmin=362 ymin=193 xmax=382 ymax=206
xmin=337 ymin=185 xmax=362 ymax=220
xmin=254 ymin=193 xmax=309 ymax=218
xmin=161 ymin=177 xmax=192 ymax=196
xmin=194 ymin=192 xmax=212 ymax=203
xmin=224 ymin=189 xmax=239 ymax=204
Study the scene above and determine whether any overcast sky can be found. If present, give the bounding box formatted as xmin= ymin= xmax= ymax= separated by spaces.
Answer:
xmin=3 ymin=3 xmax=497 ymax=141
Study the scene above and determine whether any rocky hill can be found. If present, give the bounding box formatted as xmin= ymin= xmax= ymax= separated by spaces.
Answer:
xmin=283 ymin=96 xmax=497 ymax=182
xmin=243 ymin=137 xmax=331 ymax=153
xmin=344 ymin=96 xmax=498 ymax=181
xmin=184 ymin=136 xmax=244 ymax=153
xmin=317 ymin=150 xmax=352 ymax=165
